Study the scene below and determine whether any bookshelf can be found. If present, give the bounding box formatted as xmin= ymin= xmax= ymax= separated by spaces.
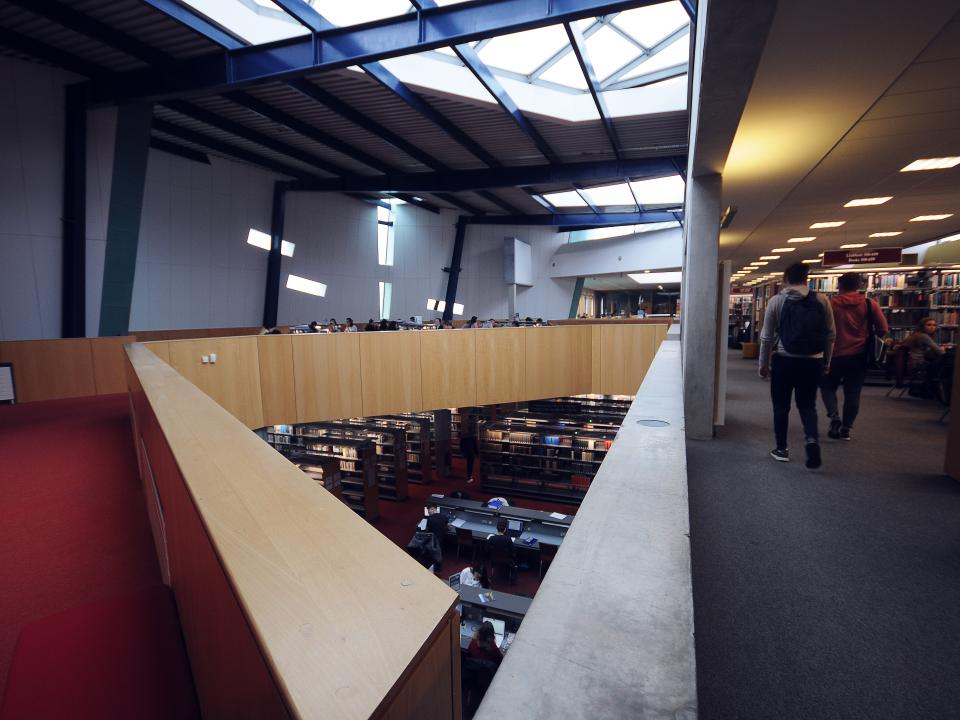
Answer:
xmin=266 ymin=427 xmax=379 ymax=520
xmin=371 ymin=414 xmax=435 ymax=485
xmin=286 ymin=455 xmax=344 ymax=503
xmin=525 ymin=394 xmax=633 ymax=421
xmin=478 ymin=417 xmax=618 ymax=504
xmin=728 ymin=293 xmax=754 ymax=346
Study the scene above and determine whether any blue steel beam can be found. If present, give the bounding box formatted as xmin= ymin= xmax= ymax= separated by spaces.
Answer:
xmin=269 ymin=0 xmax=334 ymax=32
xmin=566 ymin=22 xmax=622 ymax=160
xmin=523 ymin=188 xmax=558 ymax=213
xmin=679 ymin=0 xmax=697 ymax=21
xmin=285 ymin=79 xmax=449 ymax=172
xmin=88 ymin=0 xmax=667 ymax=104
xmin=223 ymin=91 xmax=393 ymax=174
xmin=142 ymin=0 xmax=245 ymax=49
xmin=477 ymin=190 xmax=522 ymax=215
xmin=361 ymin=62 xmax=502 ymax=168
xmin=5 ymin=0 xmax=171 ymax=66
xmin=285 ymin=156 xmax=684 ymax=192
xmin=414 ymin=0 xmax=559 ymax=164
xmin=463 ymin=211 xmax=682 ymax=231
xmin=152 ymin=118 xmax=326 ymax=181
xmin=162 ymin=99 xmax=353 ymax=177
xmin=150 ymin=137 xmax=210 ymax=164
xmin=434 ymin=193 xmax=485 ymax=216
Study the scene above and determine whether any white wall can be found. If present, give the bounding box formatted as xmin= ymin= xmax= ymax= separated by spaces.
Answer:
xmin=549 ymin=227 xmax=684 ymax=278
xmin=277 ymin=195 xmax=573 ymax=324
xmin=0 ymin=56 xmax=114 ymax=341
xmin=128 ymin=151 xmax=279 ymax=331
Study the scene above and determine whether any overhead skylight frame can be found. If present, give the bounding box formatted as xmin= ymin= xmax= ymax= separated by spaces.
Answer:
xmin=179 ymin=0 xmax=311 ymax=45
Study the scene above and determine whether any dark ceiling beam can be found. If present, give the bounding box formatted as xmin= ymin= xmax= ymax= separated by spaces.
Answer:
xmin=4 ymin=0 xmax=170 ymax=66
xmin=161 ymin=99 xmax=352 ymax=177
xmin=285 ymin=156 xmax=685 ymax=193
xmin=149 ymin=136 xmax=210 ymax=164
xmin=223 ymin=91 xmax=392 ymax=174
xmin=285 ymin=78 xmax=449 ymax=172
xmin=433 ymin=193 xmax=486 ymax=216
xmin=152 ymin=118 xmax=323 ymax=181
xmin=462 ymin=211 xmax=682 ymax=231
xmin=87 ymin=0 xmax=667 ymax=104
xmin=523 ymin=188 xmax=558 ymax=213
xmin=477 ymin=190 xmax=522 ymax=215
xmin=0 ymin=27 xmax=104 ymax=78
xmin=389 ymin=193 xmax=442 ymax=214
xmin=142 ymin=0 xmax=245 ymax=49
xmin=566 ymin=22 xmax=622 ymax=161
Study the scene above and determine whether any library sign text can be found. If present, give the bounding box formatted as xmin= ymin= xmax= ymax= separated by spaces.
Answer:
xmin=822 ymin=247 xmax=902 ymax=268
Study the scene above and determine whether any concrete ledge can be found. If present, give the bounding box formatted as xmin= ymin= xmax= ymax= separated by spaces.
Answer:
xmin=475 ymin=328 xmax=697 ymax=719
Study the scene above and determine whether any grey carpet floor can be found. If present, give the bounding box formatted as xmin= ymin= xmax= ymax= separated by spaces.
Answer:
xmin=687 ymin=352 xmax=960 ymax=720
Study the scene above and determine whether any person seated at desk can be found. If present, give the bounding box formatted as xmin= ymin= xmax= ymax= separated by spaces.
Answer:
xmin=308 ymin=320 xmax=321 ymax=333
xmin=902 ymin=318 xmax=951 ymax=397
xmin=485 ymin=519 xmax=518 ymax=585
xmin=425 ymin=504 xmax=451 ymax=546
xmin=459 ymin=564 xmax=484 ymax=589
xmin=467 ymin=621 xmax=503 ymax=665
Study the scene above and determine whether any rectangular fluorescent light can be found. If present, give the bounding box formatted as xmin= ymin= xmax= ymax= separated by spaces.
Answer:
xmin=452 ymin=302 xmax=465 ymax=315
xmin=286 ymin=274 xmax=326 ymax=297
xmin=802 ymin=259 xmax=820 ymax=264
xmin=759 ymin=255 xmax=780 ymax=260
xmin=810 ymin=221 xmax=846 ymax=229
xmin=844 ymin=196 xmax=892 ymax=207
xmin=840 ymin=243 xmax=867 ymax=249
xmin=628 ymin=271 xmax=683 ymax=285
xmin=910 ymin=214 xmax=954 ymax=222
xmin=900 ymin=157 xmax=960 ymax=172
xmin=788 ymin=237 xmax=816 ymax=243
xmin=869 ymin=231 xmax=902 ymax=237
xmin=426 ymin=298 xmax=437 ymax=310
xmin=749 ymin=261 xmax=768 ymax=266
xmin=247 ymin=228 xmax=294 ymax=257
xmin=771 ymin=248 xmax=795 ymax=253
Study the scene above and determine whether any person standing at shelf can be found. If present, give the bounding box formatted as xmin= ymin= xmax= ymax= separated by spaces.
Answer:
xmin=344 ymin=317 xmax=358 ymax=332
xmin=759 ymin=262 xmax=836 ymax=468
xmin=460 ymin=411 xmax=479 ymax=483
xmin=819 ymin=272 xmax=889 ymax=441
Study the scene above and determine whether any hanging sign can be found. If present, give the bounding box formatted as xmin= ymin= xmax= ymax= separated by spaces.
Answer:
xmin=821 ymin=247 xmax=902 ymax=267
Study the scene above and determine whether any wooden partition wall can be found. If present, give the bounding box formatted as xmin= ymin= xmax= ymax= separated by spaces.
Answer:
xmin=126 ymin=344 xmax=461 ymax=720
xmin=143 ymin=324 xmax=669 ymax=429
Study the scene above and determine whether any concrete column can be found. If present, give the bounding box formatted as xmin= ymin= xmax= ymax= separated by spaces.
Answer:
xmin=681 ymin=172 xmax=722 ymax=440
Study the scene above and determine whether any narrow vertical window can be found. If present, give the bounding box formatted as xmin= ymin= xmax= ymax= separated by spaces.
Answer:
xmin=377 ymin=205 xmax=395 ymax=266
xmin=379 ymin=281 xmax=392 ymax=320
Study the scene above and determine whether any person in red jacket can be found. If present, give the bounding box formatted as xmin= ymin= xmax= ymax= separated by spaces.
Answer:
xmin=820 ymin=272 xmax=889 ymax=440
xmin=467 ymin=621 xmax=503 ymax=664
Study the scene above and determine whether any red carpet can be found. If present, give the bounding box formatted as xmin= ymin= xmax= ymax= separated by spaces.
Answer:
xmin=0 ymin=395 xmax=162 ymax=700
xmin=371 ymin=457 xmax=580 ymax=598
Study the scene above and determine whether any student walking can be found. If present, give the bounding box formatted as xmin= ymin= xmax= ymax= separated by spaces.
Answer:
xmin=820 ymin=272 xmax=889 ymax=440
xmin=759 ymin=262 xmax=836 ymax=468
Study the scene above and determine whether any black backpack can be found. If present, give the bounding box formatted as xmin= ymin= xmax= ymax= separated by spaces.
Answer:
xmin=779 ymin=291 xmax=828 ymax=355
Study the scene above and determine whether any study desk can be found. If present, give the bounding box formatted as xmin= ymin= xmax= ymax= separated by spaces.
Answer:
xmin=429 ymin=496 xmax=573 ymax=548
xmin=458 ymin=585 xmax=532 ymax=651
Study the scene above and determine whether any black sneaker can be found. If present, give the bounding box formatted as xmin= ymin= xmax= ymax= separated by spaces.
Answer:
xmin=839 ymin=427 xmax=851 ymax=441
xmin=828 ymin=418 xmax=842 ymax=439
xmin=805 ymin=441 xmax=822 ymax=469
xmin=770 ymin=448 xmax=789 ymax=462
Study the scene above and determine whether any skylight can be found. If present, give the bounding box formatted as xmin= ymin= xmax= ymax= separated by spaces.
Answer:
xmin=311 ymin=0 xmax=413 ymax=28
xmin=539 ymin=51 xmax=590 ymax=91
xmin=611 ymin=3 xmax=688 ymax=47
xmin=543 ymin=191 xmax=589 ymax=208
xmin=180 ymin=0 xmax=309 ymax=44
xmin=629 ymin=175 xmax=685 ymax=206
xmin=621 ymin=34 xmax=690 ymax=80
xmin=581 ymin=183 xmax=637 ymax=207
xmin=477 ymin=25 xmax=570 ymax=76
xmin=584 ymin=25 xmax=641 ymax=80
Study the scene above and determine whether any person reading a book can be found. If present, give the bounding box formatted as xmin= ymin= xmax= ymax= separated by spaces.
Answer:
xmin=467 ymin=621 xmax=503 ymax=664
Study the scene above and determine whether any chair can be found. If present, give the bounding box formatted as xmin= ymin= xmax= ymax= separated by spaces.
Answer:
xmin=456 ymin=527 xmax=476 ymax=562
xmin=538 ymin=542 xmax=558 ymax=580
xmin=485 ymin=540 xmax=517 ymax=586
xmin=886 ymin=345 xmax=925 ymax=398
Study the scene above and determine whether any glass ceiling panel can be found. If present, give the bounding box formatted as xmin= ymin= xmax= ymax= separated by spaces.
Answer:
xmin=622 ymin=34 xmax=690 ymax=80
xmin=477 ymin=25 xmax=570 ymax=76
xmin=584 ymin=25 xmax=643 ymax=82
xmin=629 ymin=175 xmax=686 ymax=206
xmin=543 ymin=191 xmax=588 ymax=208
xmin=181 ymin=0 xmax=309 ymax=44
xmin=581 ymin=183 xmax=636 ymax=207
xmin=612 ymin=2 xmax=689 ymax=48
xmin=539 ymin=49 xmax=589 ymax=90
xmin=311 ymin=0 xmax=413 ymax=28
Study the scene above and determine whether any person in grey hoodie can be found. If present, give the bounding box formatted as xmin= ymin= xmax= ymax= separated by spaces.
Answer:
xmin=759 ymin=262 xmax=836 ymax=468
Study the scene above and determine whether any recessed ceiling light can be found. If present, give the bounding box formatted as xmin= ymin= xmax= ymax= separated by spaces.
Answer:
xmin=750 ymin=261 xmax=768 ymax=266
xmin=771 ymin=248 xmax=795 ymax=253
xmin=900 ymin=157 xmax=960 ymax=172
xmin=802 ymin=259 xmax=820 ymax=264
xmin=759 ymin=255 xmax=780 ymax=260
xmin=788 ymin=237 xmax=816 ymax=243
xmin=818 ymin=253 xmax=824 ymax=257
xmin=810 ymin=221 xmax=846 ymax=229
xmin=844 ymin=196 xmax=893 ymax=207
xmin=910 ymin=214 xmax=954 ymax=222
xmin=840 ymin=243 xmax=867 ymax=249
xmin=869 ymin=231 xmax=903 ymax=237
